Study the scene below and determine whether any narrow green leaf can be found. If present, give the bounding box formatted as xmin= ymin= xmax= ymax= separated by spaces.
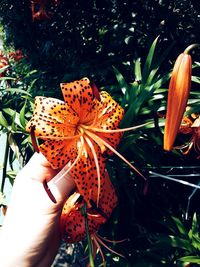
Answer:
xmin=6 ymin=170 xmax=17 ymax=185
xmin=191 ymin=235 xmax=200 ymax=250
xmin=0 ymin=111 xmax=8 ymax=128
xmin=145 ymin=68 xmax=159 ymax=86
xmin=0 ymin=65 xmax=9 ymax=74
xmin=3 ymin=108 xmax=26 ymax=130
xmin=191 ymin=213 xmax=198 ymax=235
xmin=171 ymin=216 xmax=188 ymax=237
xmin=11 ymin=111 xmax=17 ymax=131
xmin=5 ymin=88 xmax=31 ymax=96
xmin=129 ymin=81 xmax=140 ymax=103
xmin=157 ymin=235 xmax=194 ymax=252
xmin=185 ymin=103 xmax=200 ymax=116
xmin=192 ymin=76 xmax=200 ymax=84
xmin=179 ymin=256 xmax=200 ymax=263
xmin=134 ymin=58 xmax=142 ymax=82
xmin=151 ymin=72 xmax=171 ymax=91
xmin=19 ymin=101 xmax=27 ymax=128
xmin=0 ymin=77 xmax=16 ymax=81
xmin=120 ymin=105 xmax=136 ymax=127
xmin=23 ymin=69 xmax=38 ymax=78
xmin=142 ymin=36 xmax=159 ymax=84
xmin=113 ymin=66 xmax=130 ymax=106
xmin=8 ymin=133 xmax=20 ymax=160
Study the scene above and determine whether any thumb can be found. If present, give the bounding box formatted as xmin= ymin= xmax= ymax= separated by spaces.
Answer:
xmin=19 ymin=152 xmax=76 ymax=205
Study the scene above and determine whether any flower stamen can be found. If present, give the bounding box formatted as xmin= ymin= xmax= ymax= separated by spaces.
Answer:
xmin=85 ymin=130 xmax=146 ymax=180
xmin=84 ymin=136 xmax=101 ymax=207
xmin=82 ymin=122 xmax=150 ymax=133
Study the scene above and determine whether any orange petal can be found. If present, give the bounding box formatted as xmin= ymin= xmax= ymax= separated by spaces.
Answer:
xmin=98 ymin=171 xmax=118 ymax=217
xmin=39 ymin=138 xmax=78 ymax=169
xmin=164 ymin=53 xmax=192 ymax=151
xmin=60 ymin=78 xmax=95 ymax=122
xmin=98 ymin=91 xmax=124 ymax=129
xmin=60 ymin=172 xmax=118 ymax=243
xmin=70 ymin=140 xmax=106 ymax=204
xmin=92 ymin=91 xmax=124 ymax=152
xmin=26 ymin=96 xmax=78 ymax=138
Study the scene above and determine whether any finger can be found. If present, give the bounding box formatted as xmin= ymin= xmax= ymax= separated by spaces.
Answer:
xmin=22 ymin=152 xmax=58 ymax=183
xmin=47 ymin=166 xmax=76 ymax=203
xmin=20 ymin=153 xmax=76 ymax=204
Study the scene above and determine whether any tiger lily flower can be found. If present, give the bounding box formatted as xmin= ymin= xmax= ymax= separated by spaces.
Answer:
xmin=60 ymin=172 xmax=124 ymax=264
xmin=164 ymin=44 xmax=198 ymax=151
xmin=26 ymin=78 xmax=145 ymax=205
xmin=176 ymin=115 xmax=200 ymax=157
xmin=60 ymin=171 xmax=118 ymax=243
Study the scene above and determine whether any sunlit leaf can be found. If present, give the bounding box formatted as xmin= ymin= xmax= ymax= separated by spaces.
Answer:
xmin=179 ymin=255 xmax=200 ymax=263
xmin=171 ymin=216 xmax=188 ymax=237
xmin=112 ymin=66 xmax=130 ymax=107
xmin=19 ymin=101 xmax=27 ymax=128
xmin=0 ymin=111 xmax=9 ymax=128
xmin=156 ymin=235 xmax=194 ymax=252
xmin=8 ymin=132 xmax=20 ymax=160
xmin=5 ymin=88 xmax=31 ymax=96
xmin=142 ymin=36 xmax=159 ymax=84
xmin=134 ymin=58 xmax=142 ymax=82
xmin=0 ymin=65 xmax=9 ymax=74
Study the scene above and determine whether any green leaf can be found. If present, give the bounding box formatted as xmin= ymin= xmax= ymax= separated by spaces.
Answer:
xmin=142 ymin=36 xmax=159 ymax=84
xmin=7 ymin=133 xmax=20 ymax=160
xmin=19 ymin=101 xmax=27 ymax=128
xmin=191 ymin=235 xmax=200 ymax=251
xmin=185 ymin=103 xmax=200 ymax=115
xmin=191 ymin=213 xmax=199 ymax=237
xmin=23 ymin=69 xmax=38 ymax=78
xmin=0 ymin=111 xmax=9 ymax=128
xmin=134 ymin=58 xmax=142 ymax=82
xmin=0 ymin=65 xmax=9 ymax=74
xmin=192 ymin=76 xmax=200 ymax=84
xmin=11 ymin=111 xmax=17 ymax=131
xmin=6 ymin=170 xmax=17 ymax=185
xmin=3 ymin=108 xmax=26 ymax=130
xmin=171 ymin=216 xmax=188 ymax=237
xmin=179 ymin=256 xmax=200 ymax=263
xmin=112 ymin=66 xmax=130 ymax=107
xmin=0 ymin=77 xmax=16 ymax=81
xmin=5 ymin=88 xmax=31 ymax=96
xmin=129 ymin=81 xmax=140 ymax=103
xmin=156 ymin=235 xmax=194 ymax=252
xmin=145 ymin=67 xmax=159 ymax=86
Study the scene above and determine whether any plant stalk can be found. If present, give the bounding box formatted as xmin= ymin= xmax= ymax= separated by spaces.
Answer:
xmin=184 ymin=43 xmax=199 ymax=54
xmin=82 ymin=202 xmax=95 ymax=267
xmin=1 ymin=133 xmax=9 ymax=193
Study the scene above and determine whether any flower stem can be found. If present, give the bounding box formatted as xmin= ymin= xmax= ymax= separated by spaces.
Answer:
xmin=184 ymin=44 xmax=199 ymax=54
xmin=82 ymin=202 xmax=95 ymax=267
xmin=1 ymin=134 xmax=9 ymax=193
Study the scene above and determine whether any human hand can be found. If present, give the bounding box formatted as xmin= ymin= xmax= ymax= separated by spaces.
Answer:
xmin=0 ymin=152 xmax=75 ymax=267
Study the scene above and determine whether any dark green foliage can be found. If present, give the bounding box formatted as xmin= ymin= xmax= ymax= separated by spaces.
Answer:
xmin=1 ymin=0 xmax=200 ymax=91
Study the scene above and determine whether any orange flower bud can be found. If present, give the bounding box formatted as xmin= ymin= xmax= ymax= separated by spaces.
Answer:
xmin=164 ymin=50 xmax=192 ymax=151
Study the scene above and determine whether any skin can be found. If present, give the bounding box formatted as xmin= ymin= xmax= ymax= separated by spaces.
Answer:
xmin=0 ymin=152 xmax=75 ymax=267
